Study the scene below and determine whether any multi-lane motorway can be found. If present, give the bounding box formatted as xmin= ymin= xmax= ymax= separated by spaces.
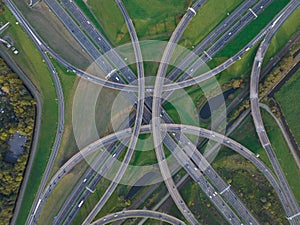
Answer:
xmin=82 ymin=1 xmax=145 ymax=224
xmin=165 ymin=0 xmax=271 ymax=82
xmin=6 ymin=0 xmax=300 ymax=224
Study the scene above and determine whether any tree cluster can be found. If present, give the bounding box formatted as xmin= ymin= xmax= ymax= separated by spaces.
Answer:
xmin=260 ymin=37 xmax=300 ymax=98
xmin=0 ymin=57 xmax=35 ymax=224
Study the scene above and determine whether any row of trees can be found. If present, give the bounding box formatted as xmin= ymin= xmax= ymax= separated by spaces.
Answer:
xmin=262 ymin=37 xmax=300 ymax=96
xmin=0 ymin=54 xmax=36 ymax=225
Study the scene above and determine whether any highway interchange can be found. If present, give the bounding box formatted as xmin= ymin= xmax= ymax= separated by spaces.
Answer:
xmin=4 ymin=0 xmax=300 ymax=224
xmin=28 ymin=123 xmax=298 ymax=224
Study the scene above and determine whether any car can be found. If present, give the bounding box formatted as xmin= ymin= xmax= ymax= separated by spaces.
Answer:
xmin=83 ymin=178 xmax=87 ymax=183
xmin=77 ymin=199 xmax=85 ymax=208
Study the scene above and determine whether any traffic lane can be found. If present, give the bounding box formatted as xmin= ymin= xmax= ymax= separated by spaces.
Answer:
xmin=91 ymin=210 xmax=186 ymax=225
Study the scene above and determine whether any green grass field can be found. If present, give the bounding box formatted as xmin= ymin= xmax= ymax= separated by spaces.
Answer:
xmin=130 ymin=134 xmax=157 ymax=166
xmin=264 ymin=7 xmax=300 ymax=64
xmin=47 ymin=59 xmax=78 ymax=175
xmin=0 ymin=7 xmax=59 ymax=225
xmin=164 ymin=87 xmax=201 ymax=127
xmin=275 ymin=68 xmax=300 ymax=153
xmin=209 ymin=44 xmax=258 ymax=82
xmin=86 ymin=0 xmax=128 ymax=45
xmin=86 ymin=0 xmax=186 ymax=45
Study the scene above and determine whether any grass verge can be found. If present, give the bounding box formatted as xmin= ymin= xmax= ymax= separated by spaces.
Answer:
xmin=275 ymin=68 xmax=300 ymax=146
xmin=264 ymin=7 xmax=300 ymax=64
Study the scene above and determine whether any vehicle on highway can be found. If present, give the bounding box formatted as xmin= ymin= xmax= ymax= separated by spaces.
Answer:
xmin=77 ymin=199 xmax=85 ymax=208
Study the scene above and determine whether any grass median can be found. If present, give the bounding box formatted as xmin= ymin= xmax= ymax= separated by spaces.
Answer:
xmin=181 ymin=0 xmax=243 ymax=48
xmin=275 ymin=68 xmax=300 ymax=146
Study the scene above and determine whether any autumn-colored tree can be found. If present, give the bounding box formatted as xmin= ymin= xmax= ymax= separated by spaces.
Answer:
xmin=0 ymin=55 xmax=35 ymax=223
